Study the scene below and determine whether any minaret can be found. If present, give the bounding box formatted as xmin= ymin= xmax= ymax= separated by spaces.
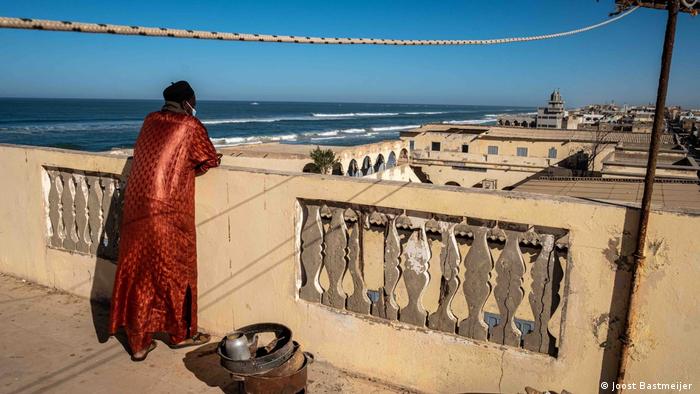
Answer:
xmin=548 ymin=89 xmax=564 ymax=113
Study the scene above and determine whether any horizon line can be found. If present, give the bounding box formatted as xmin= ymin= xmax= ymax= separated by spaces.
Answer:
xmin=0 ymin=96 xmax=692 ymax=109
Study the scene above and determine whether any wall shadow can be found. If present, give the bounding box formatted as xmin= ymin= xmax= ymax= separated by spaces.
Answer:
xmin=597 ymin=207 xmax=639 ymax=392
xmin=183 ymin=343 xmax=242 ymax=393
xmin=89 ymin=159 xmax=131 ymax=353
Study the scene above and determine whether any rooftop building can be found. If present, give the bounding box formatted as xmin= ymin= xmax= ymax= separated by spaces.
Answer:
xmin=536 ymin=89 xmax=567 ymax=129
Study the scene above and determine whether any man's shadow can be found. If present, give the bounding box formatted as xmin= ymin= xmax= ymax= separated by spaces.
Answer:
xmin=89 ymin=159 xmax=132 ymax=354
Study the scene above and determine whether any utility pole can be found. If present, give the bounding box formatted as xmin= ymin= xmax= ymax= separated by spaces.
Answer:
xmin=614 ymin=0 xmax=697 ymax=391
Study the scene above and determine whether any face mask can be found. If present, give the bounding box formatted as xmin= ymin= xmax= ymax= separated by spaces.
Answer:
xmin=185 ymin=102 xmax=197 ymax=117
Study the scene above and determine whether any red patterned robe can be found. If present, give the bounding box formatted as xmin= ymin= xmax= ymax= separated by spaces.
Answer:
xmin=109 ymin=108 xmax=220 ymax=352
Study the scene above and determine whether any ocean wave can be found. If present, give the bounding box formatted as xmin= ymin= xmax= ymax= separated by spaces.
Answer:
xmin=370 ymin=125 xmax=419 ymax=131
xmin=312 ymin=130 xmax=340 ymax=137
xmin=311 ymin=112 xmax=399 ymax=118
xmin=339 ymin=128 xmax=366 ymax=134
xmin=0 ymin=120 xmax=143 ymax=133
xmin=201 ymin=116 xmax=311 ymax=125
xmin=310 ymin=135 xmax=349 ymax=141
xmin=209 ymin=123 xmax=416 ymax=147
xmin=442 ymin=119 xmax=495 ymax=125
xmin=210 ymin=133 xmax=298 ymax=146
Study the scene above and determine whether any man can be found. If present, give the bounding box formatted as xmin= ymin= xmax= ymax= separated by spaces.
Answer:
xmin=109 ymin=81 xmax=221 ymax=361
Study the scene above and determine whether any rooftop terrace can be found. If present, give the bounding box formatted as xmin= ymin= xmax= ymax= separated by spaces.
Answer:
xmin=0 ymin=274 xmax=410 ymax=394
xmin=1 ymin=143 xmax=699 ymax=392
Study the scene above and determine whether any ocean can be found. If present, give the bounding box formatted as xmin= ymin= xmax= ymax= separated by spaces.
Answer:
xmin=0 ymin=98 xmax=533 ymax=152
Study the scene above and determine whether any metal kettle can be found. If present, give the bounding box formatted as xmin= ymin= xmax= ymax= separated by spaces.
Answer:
xmin=223 ymin=333 xmax=258 ymax=361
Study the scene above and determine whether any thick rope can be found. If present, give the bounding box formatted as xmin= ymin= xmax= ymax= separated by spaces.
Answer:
xmin=0 ymin=8 xmax=638 ymax=46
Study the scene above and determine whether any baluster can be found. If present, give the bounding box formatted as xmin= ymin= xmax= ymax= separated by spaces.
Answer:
xmin=458 ymin=227 xmax=494 ymax=341
xmin=379 ymin=215 xmax=401 ymax=320
xmin=299 ymin=204 xmax=324 ymax=302
xmin=60 ymin=171 xmax=78 ymax=251
xmin=100 ymin=177 xmax=116 ymax=258
xmin=47 ymin=170 xmax=64 ymax=248
xmin=428 ymin=222 xmax=460 ymax=333
xmin=321 ymin=208 xmax=348 ymax=309
xmin=524 ymin=234 xmax=560 ymax=354
xmin=491 ymin=230 xmax=526 ymax=347
xmin=346 ymin=209 xmax=371 ymax=314
xmin=106 ymin=179 xmax=124 ymax=259
xmin=73 ymin=173 xmax=90 ymax=253
xmin=399 ymin=222 xmax=431 ymax=327
xmin=87 ymin=175 xmax=104 ymax=255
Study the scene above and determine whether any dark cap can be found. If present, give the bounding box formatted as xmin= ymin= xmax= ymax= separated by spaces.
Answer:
xmin=163 ymin=81 xmax=195 ymax=103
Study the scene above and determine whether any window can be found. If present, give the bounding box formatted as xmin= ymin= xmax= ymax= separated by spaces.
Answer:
xmin=431 ymin=142 xmax=441 ymax=151
xmin=461 ymin=144 xmax=469 ymax=153
xmin=548 ymin=147 xmax=557 ymax=159
xmin=517 ymin=147 xmax=528 ymax=157
xmin=487 ymin=146 xmax=499 ymax=155
xmin=409 ymin=140 xmax=415 ymax=151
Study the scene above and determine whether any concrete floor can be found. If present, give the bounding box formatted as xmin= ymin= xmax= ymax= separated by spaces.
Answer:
xmin=0 ymin=274 xmax=411 ymax=394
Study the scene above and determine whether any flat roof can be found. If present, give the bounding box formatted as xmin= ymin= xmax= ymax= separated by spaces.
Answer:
xmin=219 ymin=143 xmax=342 ymax=159
xmin=514 ymin=178 xmax=700 ymax=211
xmin=410 ymin=124 xmax=675 ymax=145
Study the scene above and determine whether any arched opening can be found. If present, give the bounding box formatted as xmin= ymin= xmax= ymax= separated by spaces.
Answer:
xmin=387 ymin=151 xmax=397 ymax=168
xmin=445 ymin=181 xmax=461 ymax=187
xmin=498 ymin=120 xmax=504 ymax=126
xmin=399 ymin=149 xmax=409 ymax=163
xmin=504 ymin=120 xmax=511 ymax=126
xmin=374 ymin=154 xmax=385 ymax=173
xmin=347 ymin=159 xmax=359 ymax=177
xmin=530 ymin=121 xmax=536 ymax=128
xmin=513 ymin=120 xmax=520 ymax=127
xmin=302 ymin=163 xmax=319 ymax=173
xmin=332 ymin=162 xmax=343 ymax=175
xmin=361 ymin=156 xmax=373 ymax=175
xmin=522 ymin=121 xmax=529 ymax=128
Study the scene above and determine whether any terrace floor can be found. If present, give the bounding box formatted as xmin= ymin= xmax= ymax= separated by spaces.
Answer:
xmin=0 ymin=274 xmax=412 ymax=394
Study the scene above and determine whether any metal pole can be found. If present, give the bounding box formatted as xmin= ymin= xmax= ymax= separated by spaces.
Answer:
xmin=616 ymin=0 xmax=679 ymax=389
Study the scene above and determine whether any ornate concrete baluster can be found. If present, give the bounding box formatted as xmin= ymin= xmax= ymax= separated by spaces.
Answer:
xmin=100 ymin=178 xmax=116 ymax=256
xmin=491 ymin=230 xmax=526 ymax=347
xmin=524 ymin=234 xmax=559 ymax=354
xmin=399 ymin=222 xmax=431 ymax=327
xmin=87 ymin=175 xmax=104 ymax=255
xmin=73 ymin=173 xmax=90 ymax=253
xmin=458 ymin=227 xmax=494 ymax=341
xmin=47 ymin=170 xmax=64 ymax=248
xmin=106 ymin=180 xmax=124 ymax=259
xmin=379 ymin=215 xmax=401 ymax=320
xmin=428 ymin=222 xmax=460 ymax=333
xmin=299 ymin=204 xmax=324 ymax=302
xmin=321 ymin=208 xmax=348 ymax=309
xmin=60 ymin=171 xmax=78 ymax=251
xmin=346 ymin=209 xmax=371 ymax=314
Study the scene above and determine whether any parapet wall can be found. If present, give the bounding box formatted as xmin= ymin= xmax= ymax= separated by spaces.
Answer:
xmin=0 ymin=144 xmax=697 ymax=393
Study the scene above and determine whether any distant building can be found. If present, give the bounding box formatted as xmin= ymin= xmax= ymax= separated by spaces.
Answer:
xmin=399 ymin=123 xmax=682 ymax=189
xmin=536 ymin=89 xmax=568 ymax=129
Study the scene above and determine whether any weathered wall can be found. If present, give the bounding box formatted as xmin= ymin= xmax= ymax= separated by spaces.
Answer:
xmin=622 ymin=211 xmax=700 ymax=386
xmin=417 ymin=164 xmax=542 ymax=188
xmin=363 ymin=164 xmax=422 ymax=182
xmin=0 ymin=144 xmax=698 ymax=393
xmin=409 ymin=132 xmax=615 ymax=171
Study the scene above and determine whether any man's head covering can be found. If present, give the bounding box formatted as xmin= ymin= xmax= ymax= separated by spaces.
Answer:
xmin=163 ymin=81 xmax=195 ymax=103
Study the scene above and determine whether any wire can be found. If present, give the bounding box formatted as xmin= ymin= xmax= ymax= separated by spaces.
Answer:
xmin=0 ymin=7 xmax=639 ymax=46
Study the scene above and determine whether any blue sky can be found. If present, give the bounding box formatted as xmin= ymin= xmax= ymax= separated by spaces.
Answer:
xmin=0 ymin=1 xmax=698 ymax=107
